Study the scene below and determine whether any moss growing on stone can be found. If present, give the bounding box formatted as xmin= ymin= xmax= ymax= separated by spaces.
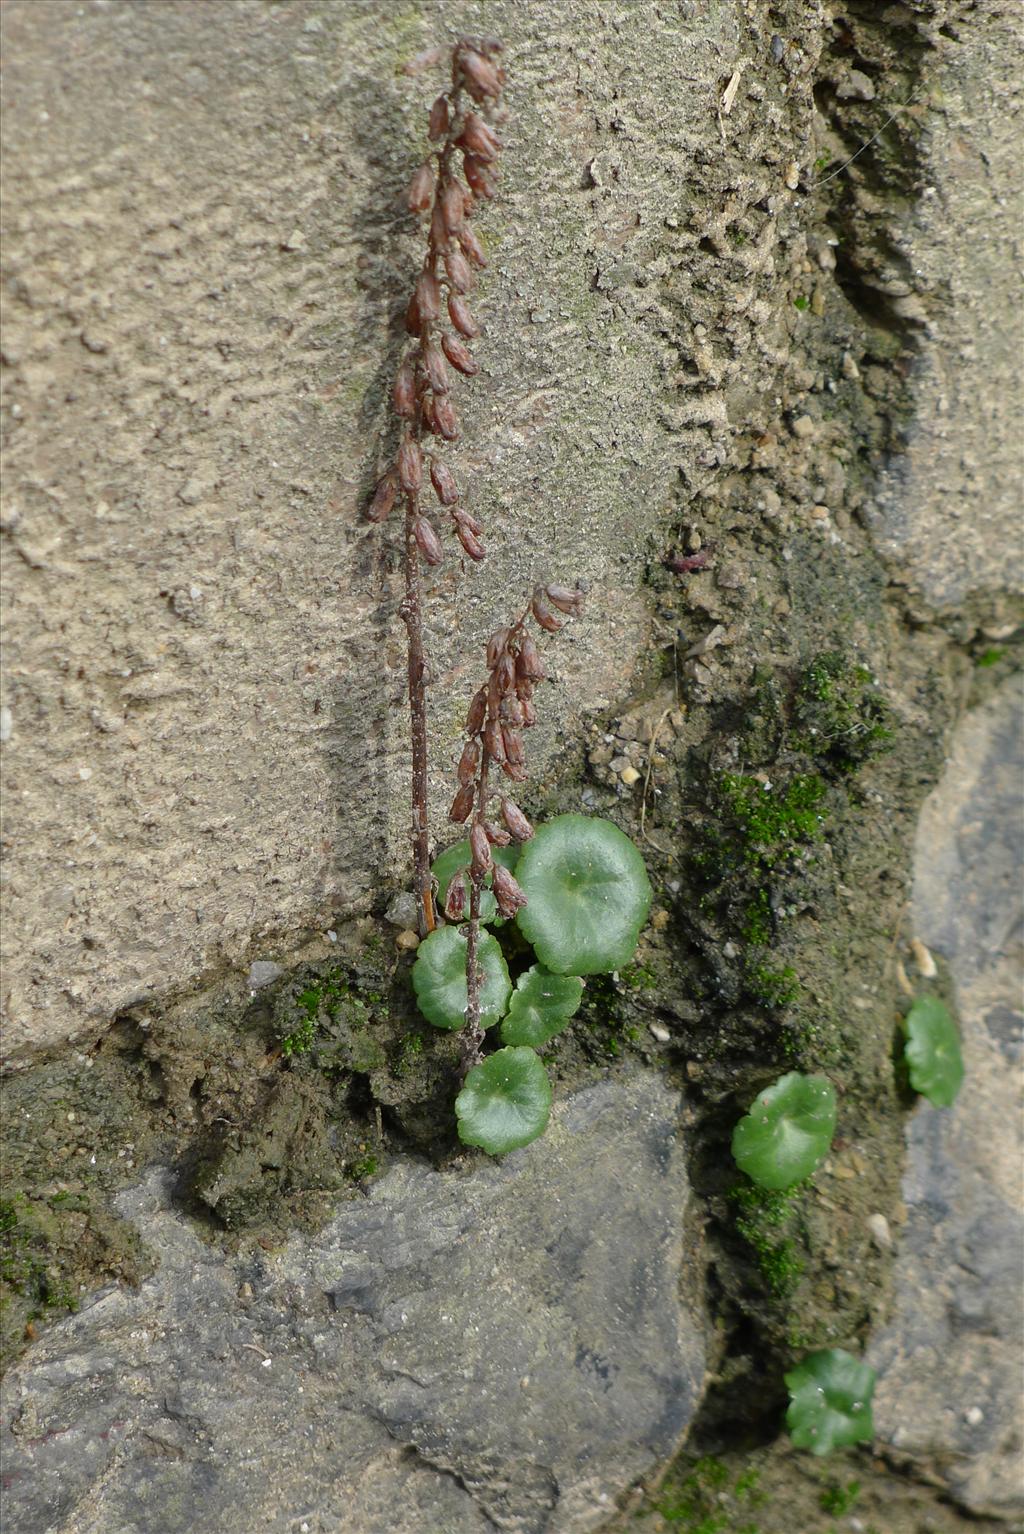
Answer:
xmin=792 ymin=652 xmax=893 ymax=772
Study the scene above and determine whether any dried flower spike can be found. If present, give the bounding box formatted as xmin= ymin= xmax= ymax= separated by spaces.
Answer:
xmin=363 ymin=39 xmax=506 ymax=934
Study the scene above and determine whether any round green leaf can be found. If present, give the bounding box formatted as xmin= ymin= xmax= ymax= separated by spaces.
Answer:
xmin=785 ymin=1348 xmax=875 ymax=1456
xmin=904 ymin=995 xmax=964 ymax=1107
xmin=432 ymin=839 xmax=520 ymax=926
xmin=411 ymin=924 xmax=510 ymax=1031
xmin=456 ymin=1046 xmax=552 ymax=1155
xmin=500 ymin=966 xmax=584 ymax=1048
xmin=514 ymin=815 xmax=652 ymax=975
xmin=732 ymin=1072 xmax=836 ymax=1191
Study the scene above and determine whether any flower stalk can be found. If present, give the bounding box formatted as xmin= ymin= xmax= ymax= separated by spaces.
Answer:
xmin=367 ymin=37 xmax=506 ymax=934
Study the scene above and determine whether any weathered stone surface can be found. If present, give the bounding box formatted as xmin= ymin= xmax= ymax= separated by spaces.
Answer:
xmin=866 ymin=0 xmax=1023 ymax=618
xmin=0 ymin=1072 xmax=708 ymax=1534
xmin=869 ymin=675 xmax=1024 ymax=1519
xmin=0 ymin=0 xmax=742 ymax=1061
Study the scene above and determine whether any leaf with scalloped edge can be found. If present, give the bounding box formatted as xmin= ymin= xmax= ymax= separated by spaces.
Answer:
xmin=514 ymin=815 xmax=652 ymax=974
xmin=904 ymin=995 xmax=964 ymax=1107
xmin=500 ymin=966 xmax=583 ymax=1048
xmin=456 ymin=1046 xmax=552 ymax=1155
xmin=411 ymin=924 xmax=510 ymax=1031
xmin=785 ymin=1348 xmax=875 ymax=1456
xmin=732 ymin=1072 xmax=836 ymax=1190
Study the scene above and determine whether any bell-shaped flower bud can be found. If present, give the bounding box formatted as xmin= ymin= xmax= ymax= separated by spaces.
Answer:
xmin=407 ymin=161 xmax=435 ymax=212
xmin=502 ymin=727 xmax=525 ymax=766
xmin=430 ymin=460 xmax=459 ymax=506
xmin=531 ymin=592 xmax=563 ymax=632
xmin=516 ymin=633 xmax=546 ymax=680
xmin=449 ymin=783 xmax=475 ymax=823
xmin=393 ymin=364 xmax=416 ymax=418
xmin=443 ymin=247 xmax=473 ymax=294
xmin=397 ymin=438 xmax=423 ymax=493
xmin=405 ymin=292 xmax=423 ymax=336
xmin=501 ymin=798 xmax=534 ymax=841
xmin=448 ymin=294 xmax=481 ymax=338
xmin=459 ymin=48 xmax=502 ymax=102
xmin=486 ymin=628 xmax=511 ymax=669
xmin=433 ymin=395 xmax=459 ymax=441
xmin=463 ymin=155 xmax=498 ymax=200
xmin=441 ymin=180 xmax=465 ymax=234
xmin=428 ymin=94 xmax=450 ymax=141
xmin=367 ymin=470 xmax=397 ymax=523
xmin=443 ymin=868 xmax=467 ymax=920
xmin=492 ymin=863 xmax=528 ymax=918
xmin=441 ymin=332 xmax=478 ymax=376
xmin=456 ymin=737 xmax=480 ymax=786
xmin=545 ymin=583 xmax=585 ymax=616
xmin=520 ymin=697 xmax=537 ymax=727
xmin=414 ymin=516 xmax=443 ymax=566
xmin=455 ymin=518 xmax=485 ymax=560
xmin=422 ymin=342 xmax=449 ymax=394
xmin=484 ymin=820 xmax=512 ymax=846
xmin=415 ymin=269 xmax=441 ymax=323
xmin=470 ymin=820 xmax=493 ymax=875
xmin=457 ymin=112 xmax=502 ymax=161
xmin=458 ymin=225 xmax=487 ymax=269
xmin=465 ymin=685 xmax=488 ymax=734
xmin=483 ymin=719 xmax=506 ymax=763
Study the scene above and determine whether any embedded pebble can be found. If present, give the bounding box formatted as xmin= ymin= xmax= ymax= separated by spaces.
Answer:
xmin=385 ymin=891 xmax=420 ymax=928
xmin=248 ymin=960 xmax=283 ymax=990
xmin=0 ymin=706 xmax=11 ymax=743
xmin=910 ymin=936 xmax=937 ymax=978
xmin=609 ymin=755 xmax=632 ymax=774
xmin=964 ymin=1405 xmax=984 ymax=1427
xmin=620 ymin=766 xmax=641 ymax=787
xmin=649 ymin=1023 xmax=671 ymax=1043
xmin=791 ymin=414 xmax=816 ymax=439
xmin=395 ymin=929 xmax=420 ymax=951
xmin=649 ymin=908 xmax=670 ymax=930
xmin=867 ymin=1212 xmax=892 ymax=1250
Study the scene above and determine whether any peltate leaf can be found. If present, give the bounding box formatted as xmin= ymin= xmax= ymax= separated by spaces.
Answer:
xmin=500 ymin=966 xmax=583 ymax=1048
xmin=411 ymin=924 xmax=510 ymax=1031
xmin=785 ymin=1348 xmax=875 ymax=1456
xmin=904 ymin=995 xmax=964 ymax=1107
xmin=455 ymin=1046 xmax=552 ymax=1155
xmin=514 ymin=815 xmax=652 ymax=974
xmin=731 ymin=1071 xmax=836 ymax=1190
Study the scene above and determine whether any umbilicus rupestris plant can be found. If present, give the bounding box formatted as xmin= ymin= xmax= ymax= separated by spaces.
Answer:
xmin=366 ymin=38 xmax=507 ymax=937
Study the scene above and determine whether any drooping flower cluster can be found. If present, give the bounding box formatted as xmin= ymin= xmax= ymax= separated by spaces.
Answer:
xmin=444 ymin=584 xmax=585 ymax=926
xmin=365 ymin=38 xmax=506 ymax=935
xmin=367 ymin=36 xmax=505 ymax=567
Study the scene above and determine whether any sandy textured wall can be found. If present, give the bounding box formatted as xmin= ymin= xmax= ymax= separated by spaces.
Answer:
xmin=1 ymin=0 xmax=742 ymax=1058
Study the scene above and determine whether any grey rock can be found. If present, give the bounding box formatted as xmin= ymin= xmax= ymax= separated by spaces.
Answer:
xmin=0 ymin=1072 xmax=707 ymax=1534
xmin=246 ymin=959 xmax=284 ymax=990
xmin=384 ymin=891 xmax=421 ymax=929
xmin=869 ymin=676 xmax=1024 ymax=1519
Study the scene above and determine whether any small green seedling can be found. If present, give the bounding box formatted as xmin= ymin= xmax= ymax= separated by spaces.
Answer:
xmin=732 ymin=1071 xmax=836 ymax=1190
xmin=455 ymin=1045 xmax=552 ymax=1154
xmin=785 ymin=1348 xmax=875 ymax=1455
xmin=903 ymin=995 xmax=964 ymax=1107
xmin=515 ymin=814 xmax=653 ymax=974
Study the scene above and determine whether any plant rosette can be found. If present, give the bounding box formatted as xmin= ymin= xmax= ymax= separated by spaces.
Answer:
xmin=456 ymin=1046 xmax=552 ymax=1155
xmin=514 ymin=814 xmax=652 ymax=974
xmin=732 ymin=1071 xmax=836 ymax=1190
xmin=785 ymin=1348 xmax=875 ymax=1456
xmin=903 ymin=995 xmax=964 ymax=1107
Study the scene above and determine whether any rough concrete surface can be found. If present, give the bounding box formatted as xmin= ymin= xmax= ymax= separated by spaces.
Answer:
xmin=869 ymin=674 xmax=1024 ymax=1519
xmin=0 ymin=0 xmax=747 ymax=1060
xmin=866 ymin=0 xmax=1023 ymax=620
xmin=0 ymin=1074 xmax=707 ymax=1534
